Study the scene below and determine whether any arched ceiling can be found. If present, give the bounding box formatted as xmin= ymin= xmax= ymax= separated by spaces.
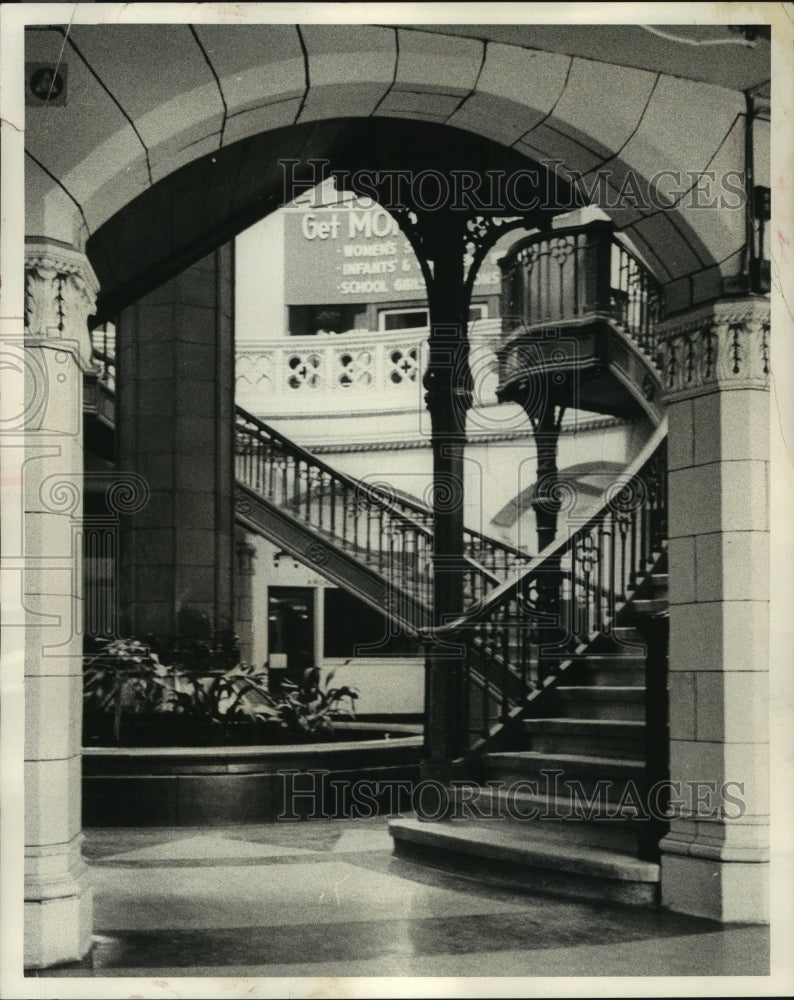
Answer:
xmin=24 ymin=22 xmax=770 ymax=315
xmin=85 ymin=117 xmax=568 ymax=319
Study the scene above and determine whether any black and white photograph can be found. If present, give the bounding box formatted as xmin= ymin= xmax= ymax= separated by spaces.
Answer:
xmin=1 ymin=3 xmax=792 ymax=997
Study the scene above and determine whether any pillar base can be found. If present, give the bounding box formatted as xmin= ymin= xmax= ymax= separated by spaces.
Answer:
xmin=661 ymin=852 xmax=768 ymax=923
xmin=24 ymin=837 xmax=93 ymax=969
xmin=25 ymin=892 xmax=93 ymax=970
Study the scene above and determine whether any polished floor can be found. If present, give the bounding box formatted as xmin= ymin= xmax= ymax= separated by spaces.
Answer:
xmin=32 ymin=818 xmax=769 ymax=982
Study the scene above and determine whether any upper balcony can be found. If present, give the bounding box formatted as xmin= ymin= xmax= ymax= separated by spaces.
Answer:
xmin=497 ymin=219 xmax=666 ymax=424
xmin=234 ymin=320 xmax=505 ymax=421
xmin=86 ymin=319 xmax=514 ymax=448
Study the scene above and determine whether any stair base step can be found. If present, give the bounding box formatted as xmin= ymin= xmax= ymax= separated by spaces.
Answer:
xmin=446 ymin=787 xmax=642 ymax=851
xmin=551 ymin=686 xmax=645 ymax=721
xmin=487 ymin=750 xmax=645 ymax=776
xmin=390 ymin=818 xmax=660 ymax=907
xmin=528 ymin=736 xmax=645 ymax=760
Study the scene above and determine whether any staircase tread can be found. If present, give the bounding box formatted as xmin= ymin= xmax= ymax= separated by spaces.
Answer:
xmin=449 ymin=786 xmax=652 ymax=821
xmin=486 ymin=751 xmax=645 ymax=771
xmin=389 ymin=817 xmax=659 ymax=881
xmin=555 ymin=686 xmax=645 ymax=696
xmin=559 ymin=653 xmax=645 ymax=661
xmin=526 ymin=718 xmax=645 ymax=730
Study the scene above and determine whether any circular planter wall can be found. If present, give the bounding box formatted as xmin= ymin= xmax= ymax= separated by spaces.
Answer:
xmin=82 ymin=723 xmax=423 ymax=826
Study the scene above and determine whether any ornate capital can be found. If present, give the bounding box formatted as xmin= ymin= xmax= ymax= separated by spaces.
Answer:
xmin=656 ymin=297 xmax=770 ymax=400
xmin=25 ymin=241 xmax=100 ymax=372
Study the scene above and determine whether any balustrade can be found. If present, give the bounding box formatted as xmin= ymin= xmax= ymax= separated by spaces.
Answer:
xmin=234 ymin=406 xmax=532 ymax=623
xmin=499 ymin=221 xmax=663 ymax=358
xmin=429 ymin=422 xmax=668 ymax=751
xmin=85 ymin=326 xmax=532 ymax=614
xmin=234 ymin=321 xmax=503 ymax=414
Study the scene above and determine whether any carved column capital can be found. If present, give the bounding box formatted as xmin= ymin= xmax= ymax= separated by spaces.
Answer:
xmin=656 ymin=296 xmax=770 ymax=401
xmin=25 ymin=240 xmax=99 ymax=372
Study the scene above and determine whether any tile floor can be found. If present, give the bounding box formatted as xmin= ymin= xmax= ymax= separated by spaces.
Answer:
xmin=30 ymin=818 xmax=770 ymax=981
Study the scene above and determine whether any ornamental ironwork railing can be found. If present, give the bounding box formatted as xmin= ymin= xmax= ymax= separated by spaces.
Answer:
xmin=499 ymin=220 xmax=663 ymax=357
xmin=90 ymin=323 xmax=117 ymax=390
xmin=84 ymin=326 xmax=532 ymax=616
xmin=427 ymin=421 xmax=668 ymax=753
xmin=235 ymin=406 xmax=533 ymax=615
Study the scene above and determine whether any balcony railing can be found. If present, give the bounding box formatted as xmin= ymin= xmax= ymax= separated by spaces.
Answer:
xmin=235 ymin=321 xmax=504 ymax=415
xmin=499 ymin=221 xmax=663 ymax=357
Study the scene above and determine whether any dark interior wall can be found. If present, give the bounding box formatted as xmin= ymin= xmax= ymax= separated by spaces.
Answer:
xmin=116 ymin=244 xmax=235 ymax=640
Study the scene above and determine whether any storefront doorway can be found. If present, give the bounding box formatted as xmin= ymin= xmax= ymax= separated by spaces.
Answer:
xmin=267 ymin=586 xmax=315 ymax=690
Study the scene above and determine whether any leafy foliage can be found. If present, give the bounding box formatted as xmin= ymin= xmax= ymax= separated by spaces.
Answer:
xmin=83 ymin=638 xmax=181 ymax=741
xmin=274 ymin=667 xmax=359 ymax=737
xmin=83 ymin=637 xmax=359 ymax=744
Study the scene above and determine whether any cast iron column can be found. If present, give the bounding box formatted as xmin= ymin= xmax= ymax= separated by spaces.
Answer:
xmin=421 ymin=214 xmax=473 ymax=773
xmin=530 ymin=402 xmax=565 ymax=553
xmin=380 ymin=195 xmax=543 ymax=776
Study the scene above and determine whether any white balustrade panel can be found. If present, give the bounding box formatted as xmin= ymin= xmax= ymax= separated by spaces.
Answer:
xmin=235 ymin=321 xmax=503 ymax=416
xmin=89 ymin=321 xmax=504 ymax=418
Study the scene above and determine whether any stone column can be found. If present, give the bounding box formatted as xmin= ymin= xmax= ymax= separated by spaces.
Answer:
xmin=22 ymin=241 xmax=98 ymax=967
xmin=116 ymin=245 xmax=235 ymax=645
xmin=234 ymin=528 xmax=257 ymax=668
xmin=656 ymin=296 xmax=770 ymax=923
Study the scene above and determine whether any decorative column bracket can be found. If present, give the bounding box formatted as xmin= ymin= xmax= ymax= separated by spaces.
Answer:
xmin=357 ymin=188 xmax=546 ymax=766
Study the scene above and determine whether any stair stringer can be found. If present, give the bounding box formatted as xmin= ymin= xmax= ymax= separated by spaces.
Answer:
xmin=235 ymin=482 xmax=432 ymax=637
xmin=455 ymin=544 xmax=669 ymax=763
xmin=498 ymin=315 xmax=666 ymax=426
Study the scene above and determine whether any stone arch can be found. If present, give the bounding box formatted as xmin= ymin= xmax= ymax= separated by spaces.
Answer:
xmin=26 ymin=23 xmax=747 ymax=304
xmin=19 ymin=22 xmax=772 ymax=967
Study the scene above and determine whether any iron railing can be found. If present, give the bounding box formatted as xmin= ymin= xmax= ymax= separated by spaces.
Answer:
xmin=428 ymin=421 xmax=668 ymax=751
xmin=84 ymin=322 xmax=533 ymax=622
xmin=499 ymin=220 xmax=664 ymax=358
xmin=90 ymin=323 xmax=117 ymax=389
xmin=235 ymin=407 xmax=532 ymax=618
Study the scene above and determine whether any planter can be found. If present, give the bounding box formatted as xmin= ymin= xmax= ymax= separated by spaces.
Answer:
xmin=82 ymin=713 xmax=406 ymax=749
xmin=83 ymin=713 xmax=292 ymax=749
xmin=82 ymin=723 xmax=424 ymax=826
